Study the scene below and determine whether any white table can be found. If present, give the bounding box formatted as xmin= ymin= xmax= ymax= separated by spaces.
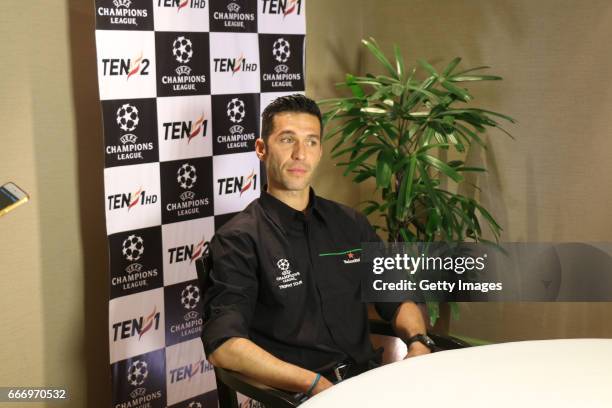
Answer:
xmin=301 ymin=339 xmax=612 ymax=408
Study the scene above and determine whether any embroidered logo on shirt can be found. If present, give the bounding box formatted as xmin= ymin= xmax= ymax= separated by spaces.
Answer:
xmin=275 ymin=258 xmax=302 ymax=290
xmin=343 ymin=251 xmax=361 ymax=264
xmin=319 ymin=248 xmax=362 ymax=264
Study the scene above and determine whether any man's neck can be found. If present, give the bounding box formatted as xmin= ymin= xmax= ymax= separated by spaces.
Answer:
xmin=266 ymin=184 xmax=310 ymax=212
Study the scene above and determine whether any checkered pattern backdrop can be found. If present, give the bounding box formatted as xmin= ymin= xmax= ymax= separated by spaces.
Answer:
xmin=94 ymin=1 xmax=306 ymax=406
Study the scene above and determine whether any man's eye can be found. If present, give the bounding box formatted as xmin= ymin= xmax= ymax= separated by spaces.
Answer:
xmin=307 ymin=139 xmax=319 ymax=146
xmin=281 ymin=137 xmax=293 ymax=143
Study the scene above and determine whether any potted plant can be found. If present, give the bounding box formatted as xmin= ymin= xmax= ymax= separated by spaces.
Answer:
xmin=319 ymin=38 xmax=515 ymax=328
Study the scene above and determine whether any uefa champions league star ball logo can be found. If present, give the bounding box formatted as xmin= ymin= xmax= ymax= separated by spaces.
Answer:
xmin=177 ymin=163 xmax=197 ymax=189
xmin=122 ymin=235 xmax=144 ymax=262
xmin=226 ymin=98 xmax=246 ymax=124
xmin=127 ymin=360 xmax=148 ymax=387
xmin=181 ymin=284 xmax=200 ymax=310
xmin=187 ymin=402 xmax=202 ymax=408
xmin=172 ymin=36 xmax=193 ymax=64
xmin=277 ymin=259 xmax=290 ymax=272
xmin=272 ymin=38 xmax=291 ymax=64
xmin=116 ymin=104 xmax=139 ymax=132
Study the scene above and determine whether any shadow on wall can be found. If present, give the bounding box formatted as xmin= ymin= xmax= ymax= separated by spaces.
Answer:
xmin=68 ymin=2 xmax=111 ymax=407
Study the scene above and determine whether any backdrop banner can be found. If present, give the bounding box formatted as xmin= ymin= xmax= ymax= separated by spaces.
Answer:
xmin=93 ymin=1 xmax=306 ymax=406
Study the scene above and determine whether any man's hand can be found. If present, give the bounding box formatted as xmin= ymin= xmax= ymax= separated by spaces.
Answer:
xmin=405 ymin=341 xmax=431 ymax=359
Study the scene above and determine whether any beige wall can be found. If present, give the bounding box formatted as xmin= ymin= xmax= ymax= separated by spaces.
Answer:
xmin=0 ymin=1 xmax=108 ymax=407
xmin=346 ymin=0 xmax=612 ymax=341
xmin=0 ymin=1 xmax=610 ymax=407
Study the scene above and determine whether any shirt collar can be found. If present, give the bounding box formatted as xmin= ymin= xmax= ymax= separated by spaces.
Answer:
xmin=259 ymin=186 xmax=325 ymax=231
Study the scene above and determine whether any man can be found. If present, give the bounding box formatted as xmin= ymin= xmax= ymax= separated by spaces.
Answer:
xmin=201 ymin=94 xmax=432 ymax=398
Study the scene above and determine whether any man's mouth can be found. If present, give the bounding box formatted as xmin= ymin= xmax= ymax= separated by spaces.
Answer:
xmin=287 ymin=167 xmax=308 ymax=175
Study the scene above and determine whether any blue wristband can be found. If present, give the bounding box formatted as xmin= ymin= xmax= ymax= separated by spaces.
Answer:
xmin=306 ymin=373 xmax=321 ymax=396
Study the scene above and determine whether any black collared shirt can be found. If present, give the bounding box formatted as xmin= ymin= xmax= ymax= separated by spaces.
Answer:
xmin=201 ymin=188 xmax=399 ymax=371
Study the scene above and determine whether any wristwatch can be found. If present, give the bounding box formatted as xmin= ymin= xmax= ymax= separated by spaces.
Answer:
xmin=405 ymin=333 xmax=436 ymax=351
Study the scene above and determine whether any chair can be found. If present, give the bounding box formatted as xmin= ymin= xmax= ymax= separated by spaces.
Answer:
xmin=195 ymin=248 xmax=470 ymax=408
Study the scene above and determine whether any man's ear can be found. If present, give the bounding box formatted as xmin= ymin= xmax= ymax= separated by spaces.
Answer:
xmin=255 ymin=138 xmax=266 ymax=161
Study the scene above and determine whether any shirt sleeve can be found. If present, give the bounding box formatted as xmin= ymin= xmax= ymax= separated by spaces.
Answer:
xmin=355 ymin=212 xmax=402 ymax=322
xmin=201 ymin=230 xmax=258 ymax=356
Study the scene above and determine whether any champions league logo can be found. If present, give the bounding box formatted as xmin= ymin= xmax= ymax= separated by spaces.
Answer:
xmin=106 ymin=103 xmax=155 ymax=162
xmin=181 ymin=284 xmax=200 ymax=310
xmin=177 ymin=163 xmax=197 ymax=203
xmin=275 ymin=258 xmax=303 ymax=290
xmin=112 ymin=233 xmax=159 ymax=292
xmin=119 ymin=358 xmax=163 ymax=407
xmin=127 ymin=360 xmax=148 ymax=387
xmin=212 ymin=94 xmax=259 ymax=154
xmin=173 ymin=36 xmax=193 ymax=67
xmin=227 ymin=98 xmax=246 ymax=135
xmin=117 ymin=103 xmax=139 ymax=132
xmin=161 ymin=158 xmax=212 ymax=223
xmin=188 ymin=402 xmax=202 ymax=408
xmin=122 ymin=234 xmax=144 ymax=269
xmin=109 ymin=227 xmax=162 ymax=298
xmin=273 ymin=38 xmax=290 ymax=64
xmin=260 ymin=35 xmax=303 ymax=92
xmin=96 ymin=0 xmax=152 ymax=29
xmin=159 ymin=33 xmax=207 ymax=94
xmin=210 ymin=0 xmax=256 ymax=31
xmin=167 ymin=282 xmax=203 ymax=344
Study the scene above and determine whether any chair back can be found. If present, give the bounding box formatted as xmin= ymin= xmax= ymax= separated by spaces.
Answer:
xmin=195 ymin=245 xmax=242 ymax=408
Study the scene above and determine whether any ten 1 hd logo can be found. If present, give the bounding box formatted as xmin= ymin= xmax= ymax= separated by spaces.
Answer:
xmin=156 ymin=0 xmax=207 ymax=12
xmin=169 ymin=357 xmax=213 ymax=385
xmin=109 ymin=226 xmax=163 ymax=299
xmin=212 ymin=94 xmax=259 ymax=155
xmin=160 ymin=157 xmax=214 ymax=223
xmin=259 ymin=35 xmax=304 ymax=92
xmin=156 ymin=32 xmax=210 ymax=96
xmin=261 ymin=0 xmax=303 ymax=17
xmin=213 ymin=51 xmax=258 ymax=75
xmin=112 ymin=351 xmax=165 ymax=408
xmin=107 ymin=185 xmax=158 ymax=212
xmin=210 ymin=0 xmax=257 ymax=32
xmin=165 ymin=281 xmax=203 ymax=346
xmin=102 ymin=99 xmax=158 ymax=167
xmin=96 ymin=0 xmax=154 ymax=30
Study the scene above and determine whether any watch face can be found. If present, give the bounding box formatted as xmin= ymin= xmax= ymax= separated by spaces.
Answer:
xmin=411 ymin=334 xmax=435 ymax=350
xmin=423 ymin=335 xmax=435 ymax=347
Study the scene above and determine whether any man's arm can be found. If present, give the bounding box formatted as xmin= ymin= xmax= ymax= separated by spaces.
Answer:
xmin=202 ymin=232 xmax=332 ymax=395
xmin=391 ymin=301 xmax=431 ymax=357
xmin=208 ymin=337 xmax=333 ymax=395
xmin=355 ymin=212 xmax=432 ymax=358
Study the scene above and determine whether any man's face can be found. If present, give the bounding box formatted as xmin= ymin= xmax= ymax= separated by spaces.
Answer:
xmin=256 ymin=112 xmax=322 ymax=193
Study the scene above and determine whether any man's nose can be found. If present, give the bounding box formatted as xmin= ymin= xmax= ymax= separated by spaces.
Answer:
xmin=291 ymin=141 xmax=306 ymax=160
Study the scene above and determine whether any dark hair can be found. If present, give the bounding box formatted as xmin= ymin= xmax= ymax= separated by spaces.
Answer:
xmin=260 ymin=94 xmax=323 ymax=142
